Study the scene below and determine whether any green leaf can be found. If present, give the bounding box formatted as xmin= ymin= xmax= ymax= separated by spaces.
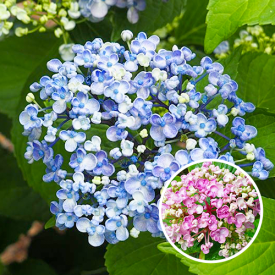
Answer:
xmin=0 ymin=33 xmax=62 ymax=205
xmin=204 ymin=242 xmax=224 ymax=261
xmin=236 ymin=52 xmax=275 ymax=113
xmin=176 ymin=0 xmax=208 ymax=46
xmin=7 ymin=259 xmax=58 ymax=275
xmin=45 ymin=216 xmax=55 ymax=229
xmin=70 ymin=20 xmax=113 ymax=45
xmin=158 ymin=197 xmax=275 ymax=274
xmin=256 ymin=177 xmax=275 ymax=199
xmin=0 ymin=216 xmax=31 ymax=253
xmin=0 ymin=114 xmax=50 ymax=221
xmin=205 ymin=0 xmax=275 ymax=53
xmin=173 ymin=176 xmax=181 ymax=182
xmin=188 ymin=163 xmax=203 ymax=172
xmin=105 ymin=232 xmax=193 ymax=275
xmin=0 ymin=146 xmax=50 ymax=221
xmin=111 ymin=0 xmax=184 ymax=41
xmin=0 ymin=33 xmax=61 ymax=118
xmin=28 ymin=228 xmax=106 ymax=275
xmin=183 ymin=240 xmax=201 ymax=256
xmin=6 ymin=34 xmax=64 ymax=204
xmin=218 ymin=46 xmax=243 ymax=79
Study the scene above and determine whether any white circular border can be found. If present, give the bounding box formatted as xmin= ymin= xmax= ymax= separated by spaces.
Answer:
xmin=159 ymin=159 xmax=263 ymax=264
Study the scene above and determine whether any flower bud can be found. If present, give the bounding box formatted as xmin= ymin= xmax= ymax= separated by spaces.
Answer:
xmin=244 ymin=143 xmax=255 ymax=153
xmin=92 ymin=176 xmax=101 ymax=185
xmin=110 ymin=148 xmax=122 ymax=160
xmin=58 ymin=8 xmax=67 ymax=17
xmin=152 ymin=68 xmax=167 ymax=81
xmin=39 ymin=15 xmax=48 ymax=24
xmin=127 ymin=164 xmax=139 ymax=178
xmin=121 ymin=30 xmax=133 ymax=42
xmin=39 ymin=26 xmax=46 ymax=32
xmin=117 ymin=170 xmax=126 ymax=181
xmin=204 ymin=84 xmax=217 ymax=97
xmin=130 ymin=227 xmax=140 ymax=238
xmin=139 ymin=129 xmax=148 ymax=138
xmin=186 ymin=82 xmax=195 ymax=91
xmin=26 ymin=93 xmax=35 ymax=103
xmin=231 ymin=107 xmax=239 ymax=116
xmin=34 ymin=4 xmax=42 ymax=11
xmin=101 ymin=176 xmax=110 ymax=185
xmin=137 ymin=145 xmax=146 ymax=153
xmin=15 ymin=27 xmax=28 ymax=37
xmin=246 ymin=152 xmax=255 ymax=161
xmin=186 ymin=138 xmax=197 ymax=150
xmin=137 ymin=53 xmax=150 ymax=67
xmin=91 ymin=111 xmax=102 ymax=124
xmin=178 ymin=93 xmax=189 ymax=103
xmin=197 ymin=233 xmax=204 ymax=242
xmin=54 ymin=28 xmax=63 ymax=38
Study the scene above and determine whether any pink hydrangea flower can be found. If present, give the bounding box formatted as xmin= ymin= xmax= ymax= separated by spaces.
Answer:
xmin=208 ymin=215 xmax=218 ymax=231
xmin=210 ymin=227 xmax=229 ymax=243
xmin=201 ymin=242 xmax=213 ymax=254
xmin=234 ymin=213 xmax=246 ymax=228
xmin=161 ymin=161 xmax=261 ymax=259
xmin=217 ymin=205 xmax=230 ymax=219
xmin=236 ymin=197 xmax=247 ymax=210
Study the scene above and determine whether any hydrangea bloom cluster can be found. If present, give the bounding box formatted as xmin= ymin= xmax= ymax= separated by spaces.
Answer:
xmin=214 ymin=25 xmax=275 ymax=59
xmin=0 ymin=0 xmax=81 ymax=38
xmin=161 ymin=161 xmax=261 ymax=259
xmin=79 ymin=0 xmax=167 ymax=24
xmin=19 ymin=30 xmax=272 ymax=247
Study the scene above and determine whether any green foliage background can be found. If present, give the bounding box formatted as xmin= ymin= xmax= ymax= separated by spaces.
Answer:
xmin=0 ymin=0 xmax=275 ymax=274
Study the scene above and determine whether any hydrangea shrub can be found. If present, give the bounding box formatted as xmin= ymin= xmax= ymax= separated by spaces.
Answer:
xmin=19 ymin=30 xmax=273 ymax=247
xmin=161 ymin=161 xmax=261 ymax=260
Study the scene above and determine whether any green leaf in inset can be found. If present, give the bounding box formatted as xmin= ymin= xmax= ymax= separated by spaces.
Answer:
xmin=111 ymin=0 xmax=184 ymax=41
xmin=0 ymin=33 xmax=61 ymax=118
xmin=158 ymin=197 xmax=275 ymax=275
xmin=236 ymin=52 xmax=275 ymax=113
xmin=176 ymin=0 xmax=208 ymax=46
xmin=205 ymin=0 xmax=275 ymax=53
xmin=105 ymin=232 xmax=193 ymax=275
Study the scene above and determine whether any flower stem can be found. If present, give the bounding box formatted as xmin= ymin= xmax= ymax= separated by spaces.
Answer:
xmin=214 ymin=131 xmax=230 ymax=141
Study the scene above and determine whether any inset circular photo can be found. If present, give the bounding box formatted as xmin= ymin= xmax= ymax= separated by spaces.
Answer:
xmin=159 ymin=159 xmax=263 ymax=263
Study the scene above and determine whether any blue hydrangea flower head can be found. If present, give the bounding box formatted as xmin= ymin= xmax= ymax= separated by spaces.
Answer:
xmin=19 ymin=30 xmax=273 ymax=247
